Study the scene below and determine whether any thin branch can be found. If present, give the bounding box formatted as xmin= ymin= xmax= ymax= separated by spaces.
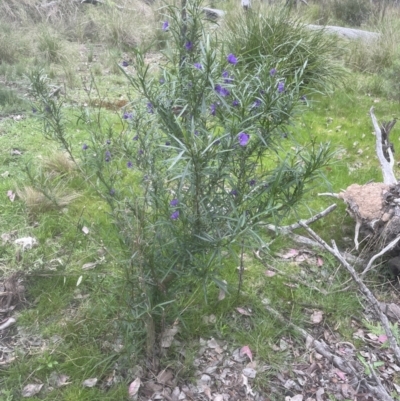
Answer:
xmin=264 ymin=303 xmax=395 ymax=401
xmin=361 ymin=234 xmax=400 ymax=276
xmin=318 ymin=192 xmax=340 ymax=198
xmin=265 ymin=204 xmax=337 ymax=235
xmin=370 ymin=107 xmax=397 ymax=185
xmin=299 ymin=221 xmax=400 ymax=366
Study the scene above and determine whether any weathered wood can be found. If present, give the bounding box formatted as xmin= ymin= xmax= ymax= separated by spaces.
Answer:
xmin=307 ymin=24 xmax=380 ymax=41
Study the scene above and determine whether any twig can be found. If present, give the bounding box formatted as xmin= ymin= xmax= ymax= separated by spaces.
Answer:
xmin=370 ymin=107 xmax=397 ymax=185
xmin=299 ymin=221 xmax=400 ymax=365
xmin=265 ymin=204 xmax=337 ymax=235
xmin=264 ymin=303 xmax=394 ymax=401
xmin=318 ymin=192 xmax=340 ymax=198
xmin=361 ymin=234 xmax=400 ymax=276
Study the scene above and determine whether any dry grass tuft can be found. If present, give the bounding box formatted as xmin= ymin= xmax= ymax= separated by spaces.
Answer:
xmin=17 ymin=185 xmax=81 ymax=214
xmin=42 ymin=151 xmax=76 ymax=177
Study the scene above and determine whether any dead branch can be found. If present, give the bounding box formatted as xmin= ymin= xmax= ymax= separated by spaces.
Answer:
xmin=318 ymin=192 xmax=340 ymax=198
xmin=370 ymin=107 xmax=397 ymax=185
xmin=264 ymin=303 xmax=395 ymax=401
xmin=361 ymin=234 xmax=400 ymax=276
xmin=265 ymin=204 xmax=337 ymax=235
xmin=299 ymin=222 xmax=400 ymax=366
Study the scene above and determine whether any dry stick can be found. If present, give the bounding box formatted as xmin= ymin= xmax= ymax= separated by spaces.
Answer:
xmin=299 ymin=221 xmax=400 ymax=366
xmin=361 ymin=234 xmax=400 ymax=277
xmin=265 ymin=204 xmax=337 ymax=235
xmin=264 ymin=303 xmax=394 ymax=401
xmin=265 ymin=204 xmax=362 ymax=265
xmin=318 ymin=192 xmax=340 ymax=198
xmin=370 ymin=107 xmax=397 ymax=185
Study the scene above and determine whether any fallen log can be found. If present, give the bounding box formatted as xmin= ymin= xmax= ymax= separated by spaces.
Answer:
xmin=319 ymin=109 xmax=399 ymax=258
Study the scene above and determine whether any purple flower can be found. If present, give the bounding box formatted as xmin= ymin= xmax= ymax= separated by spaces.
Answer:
xmin=162 ymin=21 xmax=169 ymax=31
xmin=32 ymin=107 xmax=37 ymax=113
xmin=215 ymin=84 xmax=230 ymax=97
xmin=278 ymin=81 xmax=285 ymax=93
xmin=185 ymin=41 xmax=193 ymax=51
xmin=238 ymin=132 xmax=249 ymax=146
xmin=138 ymin=149 xmax=144 ymax=155
xmin=170 ymin=199 xmax=179 ymax=207
xmin=123 ymin=112 xmax=133 ymax=120
xmin=170 ymin=210 xmax=179 ymax=220
xmin=300 ymin=95 xmax=307 ymax=103
xmin=223 ymin=71 xmax=233 ymax=84
xmin=214 ymin=139 xmax=221 ymax=145
xmin=230 ymin=189 xmax=238 ymax=196
xmin=270 ymin=68 xmax=277 ymax=77
xmin=252 ymin=99 xmax=261 ymax=108
xmin=127 ymin=161 xmax=133 ymax=168
xmin=147 ymin=102 xmax=154 ymax=113
xmin=82 ymin=143 xmax=88 ymax=150
xmin=249 ymin=179 xmax=256 ymax=186
xmin=105 ymin=150 xmax=111 ymax=162
xmin=133 ymin=135 xmax=138 ymax=141
xmin=110 ymin=189 xmax=115 ymax=195
xmin=106 ymin=139 xmax=111 ymax=145
xmin=165 ymin=141 xmax=171 ymax=146
xmin=232 ymin=99 xmax=239 ymax=107
xmin=122 ymin=60 xmax=129 ymax=67
xmin=194 ymin=63 xmax=203 ymax=70
xmin=227 ymin=53 xmax=238 ymax=65
xmin=210 ymin=103 xmax=217 ymax=116
xmin=194 ymin=130 xmax=199 ymax=136
xmin=159 ymin=77 xmax=165 ymax=84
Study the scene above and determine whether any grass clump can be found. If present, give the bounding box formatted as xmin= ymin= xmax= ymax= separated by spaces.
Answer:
xmin=222 ymin=6 xmax=345 ymax=94
xmin=17 ymin=185 xmax=80 ymax=215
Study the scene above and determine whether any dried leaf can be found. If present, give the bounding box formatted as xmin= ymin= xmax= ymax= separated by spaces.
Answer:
xmin=161 ymin=324 xmax=179 ymax=348
xmin=82 ymin=262 xmax=98 ymax=270
xmin=310 ymin=310 xmax=323 ymax=324
xmin=281 ymin=249 xmax=299 ymax=259
xmin=378 ymin=334 xmax=388 ymax=343
xmin=236 ymin=307 xmax=252 ymax=316
xmin=49 ymin=372 xmax=71 ymax=387
xmin=242 ymin=367 xmax=256 ymax=378
xmin=82 ymin=226 xmax=89 ymax=235
xmin=265 ymin=270 xmax=276 ymax=277
xmin=157 ymin=369 xmax=173 ymax=385
xmin=317 ymin=257 xmax=324 ymax=266
xmin=0 ymin=317 xmax=16 ymax=331
xmin=22 ymin=384 xmax=43 ymax=397
xmin=218 ymin=287 xmax=226 ymax=301
xmin=240 ymin=345 xmax=253 ymax=362
xmin=316 ymin=387 xmax=324 ymax=401
xmin=76 ymin=275 xmax=83 ymax=287
xmin=7 ymin=190 xmax=15 ymax=202
xmin=335 ymin=369 xmax=346 ymax=381
xmin=287 ymin=395 xmax=303 ymax=401
xmin=128 ymin=377 xmax=141 ymax=399
xmin=1 ymin=171 xmax=10 ymax=178
xmin=14 ymin=237 xmax=37 ymax=250
xmin=82 ymin=378 xmax=98 ymax=387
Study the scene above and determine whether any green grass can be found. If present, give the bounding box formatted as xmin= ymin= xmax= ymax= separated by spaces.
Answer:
xmin=1 ymin=1 xmax=400 ymax=400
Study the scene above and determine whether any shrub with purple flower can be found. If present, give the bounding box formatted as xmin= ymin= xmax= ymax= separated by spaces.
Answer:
xmin=238 ymin=132 xmax=250 ymax=146
xmin=214 ymin=84 xmax=230 ymax=97
xmin=28 ymin=0 xmax=333 ymax=350
xmin=170 ymin=210 xmax=179 ymax=220
xmin=227 ymin=53 xmax=238 ymax=65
